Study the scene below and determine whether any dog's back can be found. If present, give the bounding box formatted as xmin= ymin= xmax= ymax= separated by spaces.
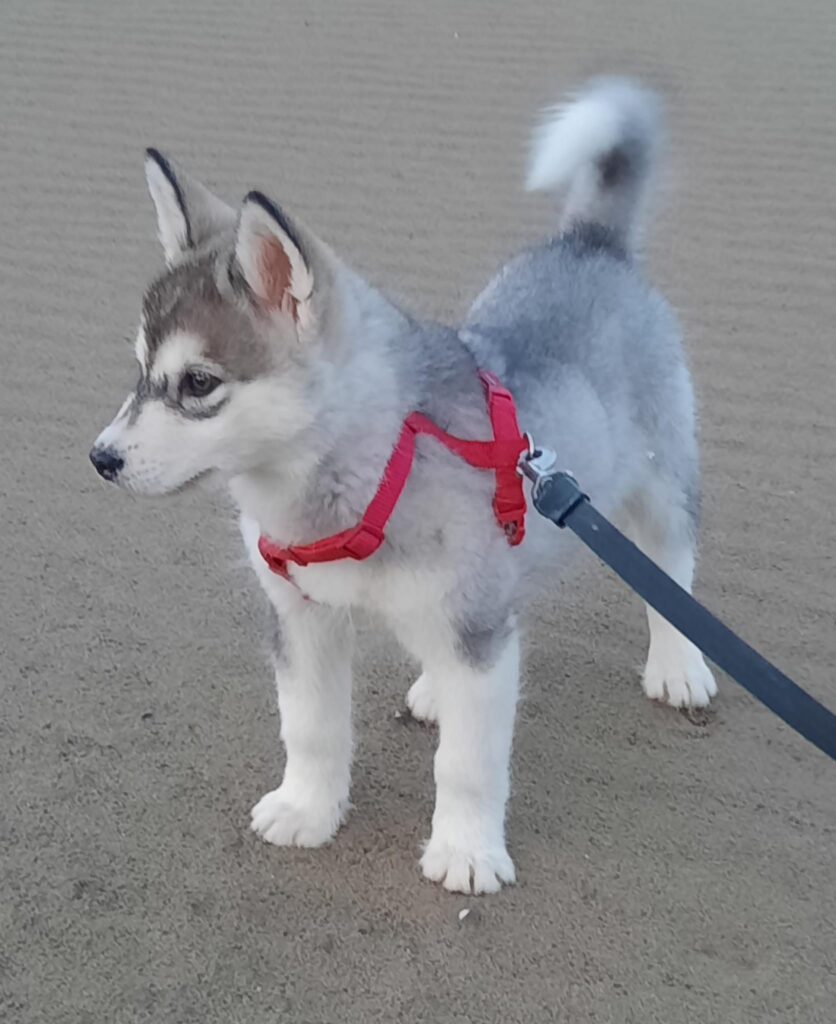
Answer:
xmin=462 ymin=79 xmax=697 ymax=526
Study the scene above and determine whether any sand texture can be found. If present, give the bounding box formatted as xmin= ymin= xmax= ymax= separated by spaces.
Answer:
xmin=1 ymin=1 xmax=834 ymax=1021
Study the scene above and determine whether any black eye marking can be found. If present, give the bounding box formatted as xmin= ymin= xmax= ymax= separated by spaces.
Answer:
xmin=179 ymin=369 xmax=222 ymax=400
xmin=135 ymin=372 xmax=167 ymax=402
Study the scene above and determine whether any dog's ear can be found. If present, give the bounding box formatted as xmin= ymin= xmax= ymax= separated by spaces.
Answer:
xmin=144 ymin=149 xmax=235 ymax=263
xmin=233 ymin=192 xmax=318 ymax=330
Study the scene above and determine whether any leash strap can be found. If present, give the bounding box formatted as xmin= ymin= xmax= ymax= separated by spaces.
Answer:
xmin=525 ymin=466 xmax=836 ymax=761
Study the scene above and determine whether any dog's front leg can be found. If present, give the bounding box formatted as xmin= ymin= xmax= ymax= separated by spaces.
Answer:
xmin=419 ymin=627 xmax=520 ymax=894
xmin=250 ymin=599 xmax=354 ymax=848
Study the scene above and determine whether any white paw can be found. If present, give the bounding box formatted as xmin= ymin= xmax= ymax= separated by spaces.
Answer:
xmin=421 ymin=834 xmax=516 ymax=894
xmin=406 ymin=672 xmax=439 ymax=724
xmin=250 ymin=785 xmax=346 ymax=848
xmin=642 ymin=644 xmax=718 ymax=708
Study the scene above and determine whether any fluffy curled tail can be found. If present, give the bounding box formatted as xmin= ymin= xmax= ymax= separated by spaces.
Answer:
xmin=525 ymin=77 xmax=663 ymax=250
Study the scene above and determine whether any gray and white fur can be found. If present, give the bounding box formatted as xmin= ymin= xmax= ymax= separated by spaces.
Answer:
xmin=91 ymin=78 xmax=716 ymax=895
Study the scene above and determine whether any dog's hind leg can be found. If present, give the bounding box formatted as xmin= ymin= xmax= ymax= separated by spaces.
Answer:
xmin=623 ymin=475 xmax=717 ymax=708
xmin=405 ymin=671 xmax=439 ymax=724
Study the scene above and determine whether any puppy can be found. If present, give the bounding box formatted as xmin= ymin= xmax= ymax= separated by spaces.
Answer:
xmin=91 ymin=78 xmax=715 ymax=894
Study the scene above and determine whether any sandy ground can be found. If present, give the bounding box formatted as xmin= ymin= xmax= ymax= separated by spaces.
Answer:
xmin=2 ymin=1 xmax=835 ymax=1021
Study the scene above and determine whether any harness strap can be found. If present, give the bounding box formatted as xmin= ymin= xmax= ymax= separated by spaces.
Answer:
xmin=258 ymin=370 xmax=527 ymax=582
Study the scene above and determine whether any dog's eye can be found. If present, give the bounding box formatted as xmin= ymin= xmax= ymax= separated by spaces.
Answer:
xmin=180 ymin=369 xmax=221 ymax=400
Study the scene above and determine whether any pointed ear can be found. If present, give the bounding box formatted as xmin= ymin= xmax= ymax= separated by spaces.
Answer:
xmin=233 ymin=192 xmax=317 ymax=328
xmin=144 ymin=148 xmax=235 ymax=263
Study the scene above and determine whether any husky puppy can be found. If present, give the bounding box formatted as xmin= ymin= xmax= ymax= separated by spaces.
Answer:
xmin=91 ymin=79 xmax=716 ymax=894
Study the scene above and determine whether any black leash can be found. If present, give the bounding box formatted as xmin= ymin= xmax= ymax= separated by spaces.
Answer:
xmin=519 ymin=445 xmax=836 ymax=761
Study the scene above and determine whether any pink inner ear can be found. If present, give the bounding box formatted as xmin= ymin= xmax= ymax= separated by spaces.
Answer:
xmin=257 ymin=235 xmax=298 ymax=320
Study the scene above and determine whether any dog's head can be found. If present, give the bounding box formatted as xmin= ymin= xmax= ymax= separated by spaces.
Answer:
xmin=90 ymin=151 xmax=348 ymax=495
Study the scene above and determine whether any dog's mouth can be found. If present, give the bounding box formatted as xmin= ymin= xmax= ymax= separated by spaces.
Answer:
xmin=116 ymin=466 xmax=214 ymax=498
xmin=173 ymin=467 xmax=219 ymax=495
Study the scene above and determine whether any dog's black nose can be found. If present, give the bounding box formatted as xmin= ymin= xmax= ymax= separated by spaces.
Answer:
xmin=89 ymin=446 xmax=124 ymax=482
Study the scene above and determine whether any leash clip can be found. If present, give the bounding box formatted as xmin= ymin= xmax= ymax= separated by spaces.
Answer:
xmin=517 ymin=438 xmax=587 ymax=528
xmin=517 ymin=435 xmax=558 ymax=485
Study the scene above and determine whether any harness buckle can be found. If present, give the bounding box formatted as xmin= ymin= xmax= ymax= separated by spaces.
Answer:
xmin=342 ymin=523 xmax=386 ymax=560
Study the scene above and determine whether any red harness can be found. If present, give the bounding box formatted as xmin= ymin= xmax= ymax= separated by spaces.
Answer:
xmin=258 ymin=371 xmax=528 ymax=584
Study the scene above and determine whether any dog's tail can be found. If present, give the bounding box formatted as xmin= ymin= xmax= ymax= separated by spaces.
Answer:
xmin=525 ymin=77 xmax=662 ymax=251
